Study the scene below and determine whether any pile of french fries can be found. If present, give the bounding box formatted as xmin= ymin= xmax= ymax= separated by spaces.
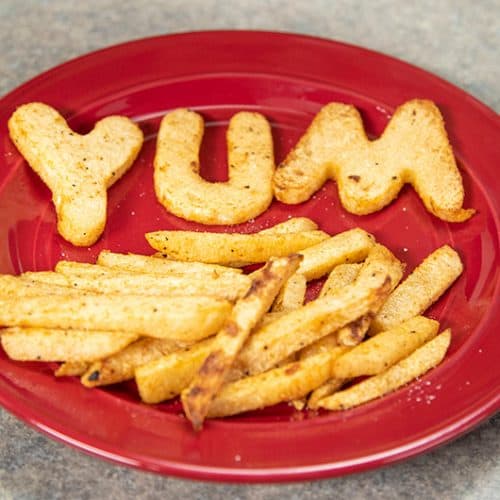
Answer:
xmin=0 ymin=217 xmax=463 ymax=430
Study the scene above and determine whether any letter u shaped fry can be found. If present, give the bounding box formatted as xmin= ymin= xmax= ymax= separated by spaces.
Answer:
xmin=154 ymin=109 xmax=275 ymax=225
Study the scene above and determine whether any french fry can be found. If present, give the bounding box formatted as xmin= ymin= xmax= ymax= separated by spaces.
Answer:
xmin=1 ymin=327 xmax=139 ymax=362
xmin=26 ymin=266 xmax=248 ymax=301
xmin=291 ymin=399 xmax=306 ymax=411
xmin=258 ymin=217 xmax=319 ymax=234
xmin=371 ymin=245 xmax=463 ymax=333
xmin=20 ymin=271 xmax=72 ymax=288
xmin=0 ymin=210 xmax=461 ymax=428
xmin=55 ymin=361 xmax=89 ymax=377
xmin=234 ymin=244 xmax=402 ymax=377
xmin=145 ymin=230 xmax=328 ymax=264
xmin=181 ymin=254 xmax=302 ymax=430
xmin=317 ymin=329 xmax=451 ymax=410
xmin=299 ymin=263 xmax=362 ymax=357
xmin=290 ymin=289 xmax=340 ymax=409
xmin=307 ymin=378 xmax=346 ymax=409
xmin=336 ymin=315 xmax=375 ymax=347
xmin=299 ymin=333 xmax=340 ymax=359
xmin=0 ymin=274 xmax=78 ymax=297
xmin=336 ymin=244 xmax=403 ymax=346
xmin=346 ymin=244 xmax=404 ymax=294
xmin=53 ymin=261 xmax=250 ymax=301
xmin=319 ymin=263 xmax=362 ymax=298
xmin=97 ymin=250 xmax=242 ymax=276
xmin=332 ymin=316 xmax=439 ymax=378
xmin=302 ymin=270 xmax=368 ymax=401
xmin=271 ymin=272 xmax=307 ymax=312
xmin=207 ymin=346 xmax=349 ymax=418
xmin=232 ymin=271 xmax=392 ymax=378
xmin=297 ymin=228 xmax=375 ymax=280
xmin=81 ymin=337 xmax=190 ymax=387
xmin=258 ymin=311 xmax=287 ymax=327
xmin=135 ymin=337 xmax=215 ymax=403
xmin=300 ymin=315 xmax=373 ymax=359
xmin=153 ymin=217 xmax=324 ymax=267
xmin=0 ymin=293 xmax=232 ymax=341
xmin=309 ymin=262 xmax=364 ymax=350
xmin=275 ymin=352 xmax=300 ymax=368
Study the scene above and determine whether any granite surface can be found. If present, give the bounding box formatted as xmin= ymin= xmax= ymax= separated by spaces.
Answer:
xmin=0 ymin=1 xmax=498 ymax=498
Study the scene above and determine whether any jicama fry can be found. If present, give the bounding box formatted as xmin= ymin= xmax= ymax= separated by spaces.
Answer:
xmin=55 ymin=361 xmax=89 ymax=377
xmin=297 ymin=228 xmax=374 ymax=280
xmin=317 ymin=329 xmax=451 ymax=410
xmin=81 ymin=337 xmax=191 ymax=387
xmin=145 ymin=230 xmax=328 ymax=264
xmin=232 ymin=273 xmax=391 ymax=378
xmin=271 ymin=272 xmax=307 ymax=312
xmin=97 ymin=250 xmax=242 ymax=276
xmin=325 ymin=263 xmax=371 ymax=347
xmin=234 ymin=244 xmax=402 ymax=377
xmin=182 ymin=254 xmax=301 ymax=430
xmin=0 ymin=274 xmax=78 ymax=297
xmin=258 ymin=217 xmax=319 ymax=234
xmin=1 ymin=327 xmax=139 ymax=362
xmin=53 ymin=261 xmax=250 ymax=301
xmin=20 ymin=271 xmax=72 ymax=288
xmin=319 ymin=263 xmax=362 ymax=298
xmin=332 ymin=315 xmax=439 ymax=378
xmin=371 ymin=245 xmax=463 ymax=333
xmin=300 ymin=263 xmax=362 ymax=357
xmin=0 ymin=294 xmax=231 ymax=341
xmin=207 ymin=346 xmax=349 ymax=418
xmin=335 ymin=244 xmax=403 ymax=346
xmin=151 ymin=217 xmax=324 ymax=266
xmin=307 ymin=378 xmax=346 ymax=409
xmin=135 ymin=338 xmax=215 ymax=403
xmin=299 ymin=333 xmax=340 ymax=359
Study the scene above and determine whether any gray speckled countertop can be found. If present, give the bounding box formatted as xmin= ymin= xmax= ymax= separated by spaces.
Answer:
xmin=0 ymin=1 xmax=499 ymax=498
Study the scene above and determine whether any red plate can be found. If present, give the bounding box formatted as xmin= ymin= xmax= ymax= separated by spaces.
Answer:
xmin=0 ymin=31 xmax=498 ymax=482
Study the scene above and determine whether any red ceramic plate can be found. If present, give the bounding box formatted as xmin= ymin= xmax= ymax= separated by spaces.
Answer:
xmin=0 ymin=31 xmax=498 ymax=482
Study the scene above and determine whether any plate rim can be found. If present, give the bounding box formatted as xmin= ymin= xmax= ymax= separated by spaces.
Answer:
xmin=3 ymin=29 xmax=499 ymax=120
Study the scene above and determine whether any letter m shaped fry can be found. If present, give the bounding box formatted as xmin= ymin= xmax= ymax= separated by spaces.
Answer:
xmin=273 ymin=99 xmax=474 ymax=222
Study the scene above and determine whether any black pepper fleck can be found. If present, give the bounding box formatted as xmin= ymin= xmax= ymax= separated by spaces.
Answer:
xmin=87 ymin=370 xmax=100 ymax=381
